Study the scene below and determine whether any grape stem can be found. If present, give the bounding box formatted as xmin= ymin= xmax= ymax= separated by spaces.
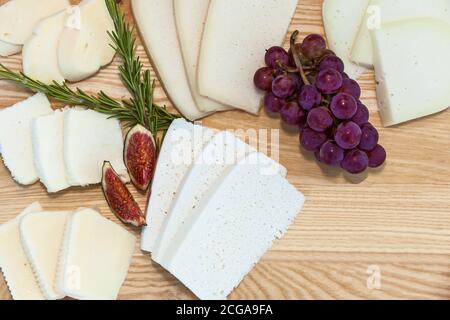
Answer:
xmin=290 ymin=30 xmax=310 ymax=86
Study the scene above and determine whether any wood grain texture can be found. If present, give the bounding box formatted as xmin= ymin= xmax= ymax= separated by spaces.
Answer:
xmin=0 ymin=0 xmax=449 ymax=300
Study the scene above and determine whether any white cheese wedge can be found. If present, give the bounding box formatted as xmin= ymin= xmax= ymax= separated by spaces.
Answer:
xmin=0 ymin=93 xmax=53 ymax=185
xmin=32 ymin=109 xmax=71 ymax=193
xmin=372 ymin=18 xmax=450 ymax=126
xmin=351 ymin=0 xmax=450 ymax=68
xmin=198 ymin=0 xmax=298 ymax=114
xmin=0 ymin=202 xmax=44 ymax=300
xmin=56 ymin=208 xmax=135 ymax=300
xmin=152 ymin=131 xmax=253 ymax=263
xmin=20 ymin=211 xmax=70 ymax=300
xmin=63 ymin=108 xmax=128 ymax=186
xmin=0 ymin=40 xmax=21 ymax=57
xmin=22 ymin=10 xmax=68 ymax=84
xmin=165 ymin=152 xmax=304 ymax=300
xmin=140 ymin=119 xmax=216 ymax=252
xmin=0 ymin=0 xmax=69 ymax=45
xmin=132 ymin=0 xmax=208 ymax=121
xmin=58 ymin=0 xmax=115 ymax=82
xmin=322 ymin=0 xmax=369 ymax=79
xmin=173 ymin=0 xmax=229 ymax=113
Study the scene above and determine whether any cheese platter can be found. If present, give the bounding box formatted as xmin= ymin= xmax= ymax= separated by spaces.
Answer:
xmin=0 ymin=0 xmax=449 ymax=300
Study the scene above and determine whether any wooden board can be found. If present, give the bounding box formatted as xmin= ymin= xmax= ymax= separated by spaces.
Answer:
xmin=0 ymin=0 xmax=449 ymax=300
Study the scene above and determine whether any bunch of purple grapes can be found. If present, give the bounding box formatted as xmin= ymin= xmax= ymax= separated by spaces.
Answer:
xmin=254 ymin=31 xmax=386 ymax=174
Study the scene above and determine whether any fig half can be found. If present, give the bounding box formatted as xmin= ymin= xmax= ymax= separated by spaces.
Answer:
xmin=124 ymin=124 xmax=157 ymax=191
xmin=102 ymin=161 xmax=146 ymax=227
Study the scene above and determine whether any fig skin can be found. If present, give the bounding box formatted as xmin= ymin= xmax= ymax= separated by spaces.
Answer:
xmin=124 ymin=124 xmax=157 ymax=191
xmin=102 ymin=161 xmax=146 ymax=227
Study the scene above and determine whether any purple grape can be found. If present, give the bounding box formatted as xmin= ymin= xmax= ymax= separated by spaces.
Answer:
xmin=339 ymin=78 xmax=361 ymax=99
xmin=314 ymin=149 xmax=322 ymax=163
xmin=367 ymin=144 xmax=386 ymax=168
xmin=298 ymin=85 xmax=321 ymax=111
xmin=319 ymin=141 xmax=344 ymax=166
xmin=265 ymin=46 xmax=289 ymax=68
xmin=289 ymin=73 xmax=303 ymax=91
xmin=280 ymin=101 xmax=306 ymax=125
xmin=264 ymin=92 xmax=286 ymax=113
xmin=300 ymin=127 xmax=327 ymax=151
xmin=307 ymin=72 xmax=317 ymax=85
xmin=307 ymin=107 xmax=333 ymax=132
xmin=351 ymin=102 xmax=369 ymax=126
xmin=254 ymin=67 xmax=274 ymax=91
xmin=301 ymin=34 xmax=327 ymax=59
xmin=335 ymin=121 xmax=362 ymax=149
xmin=330 ymin=93 xmax=358 ymax=120
xmin=359 ymin=123 xmax=379 ymax=151
xmin=342 ymin=72 xmax=349 ymax=79
xmin=341 ymin=149 xmax=369 ymax=174
xmin=315 ymin=68 xmax=343 ymax=94
xmin=272 ymin=75 xmax=296 ymax=98
xmin=319 ymin=55 xmax=344 ymax=73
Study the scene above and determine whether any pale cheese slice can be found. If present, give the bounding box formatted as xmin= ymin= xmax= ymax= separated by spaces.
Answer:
xmin=63 ymin=108 xmax=129 ymax=186
xmin=20 ymin=211 xmax=70 ymax=300
xmin=140 ymin=119 xmax=216 ymax=252
xmin=152 ymin=131 xmax=252 ymax=263
xmin=23 ymin=9 xmax=68 ymax=84
xmin=173 ymin=0 xmax=229 ymax=113
xmin=372 ymin=18 xmax=450 ymax=126
xmin=0 ymin=0 xmax=69 ymax=45
xmin=0 ymin=40 xmax=21 ymax=57
xmin=0 ymin=202 xmax=44 ymax=300
xmin=32 ymin=109 xmax=71 ymax=193
xmin=166 ymin=152 xmax=303 ymax=300
xmin=132 ymin=0 xmax=208 ymax=120
xmin=351 ymin=0 xmax=450 ymax=68
xmin=0 ymin=93 xmax=53 ymax=185
xmin=322 ymin=0 xmax=370 ymax=79
xmin=198 ymin=0 xmax=298 ymax=114
xmin=56 ymin=208 xmax=135 ymax=300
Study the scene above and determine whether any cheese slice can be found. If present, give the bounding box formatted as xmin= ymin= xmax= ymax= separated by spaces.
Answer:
xmin=0 ymin=202 xmax=44 ymax=300
xmin=351 ymin=0 xmax=450 ymax=68
xmin=63 ymin=108 xmax=129 ymax=186
xmin=23 ymin=10 xmax=68 ymax=84
xmin=20 ymin=211 xmax=70 ymax=300
xmin=140 ymin=119 xmax=216 ymax=252
xmin=32 ymin=109 xmax=71 ymax=193
xmin=166 ymin=152 xmax=304 ymax=300
xmin=198 ymin=0 xmax=298 ymax=114
xmin=0 ymin=40 xmax=21 ymax=57
xmin=56 ymin=208 xmax=135 ymax=300
xmin=132 ymin=0 xmax=208 ymax=120
xmin=152 ymin=131 xmax=252 ymax=263
xmin=372 ymin=18 xmax=450 ymax=126
xmin=173 ymin=0 xmax=229 ymax=113
xmin=0 ymin=0 xmax=69 ymax=45
xmin=0 ymin=93 xmax=53 ymax=185
xmin=322 ymin=0 xmax=369 ymax=79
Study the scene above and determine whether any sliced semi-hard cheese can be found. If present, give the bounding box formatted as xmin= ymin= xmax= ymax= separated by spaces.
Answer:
xmin=173 ymin=0 xmax=229 ymax=113
xmin=57 ymin=208 xmax=135 ymax=300
xmin=372 ymin=18 xmax=450 ymax=126
xmin=23 ymin=10 xmax=68 ymax=84
xmin=351 ymin=0 xmax=450 ymax=68
xmin=0 ymin=93 xmax=53 ymax=185
xmin=140 ymin=119 xmax=215 ymax=252
xmin=64 ymin=108 xmax=129 ymax=186
xmin=198 ymin=0 xmax=298 ymax=114
xmin=322 ymin=0 xmax=369 ymax=79
xmin=20 ymin=211 xmax=70 ymax=300
xmin=152 ymin=131 xmax=252 ymax=263
xmin=132 ymin=0 xmax=208 ymax=120
xmin=58 ymin=0 xmax=115 ymax=82
xmin=0 ymin=0 xmax=69 ymax=45
xmin=32 ymin=109 xmax=71 ymax=193
xmin=0 ymin=40 xmax=21 ymax=57
xmin=166 ymin=152 xmax=304 ymax=300
xmin=0 ymin=202 xmax=44 ymax=300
